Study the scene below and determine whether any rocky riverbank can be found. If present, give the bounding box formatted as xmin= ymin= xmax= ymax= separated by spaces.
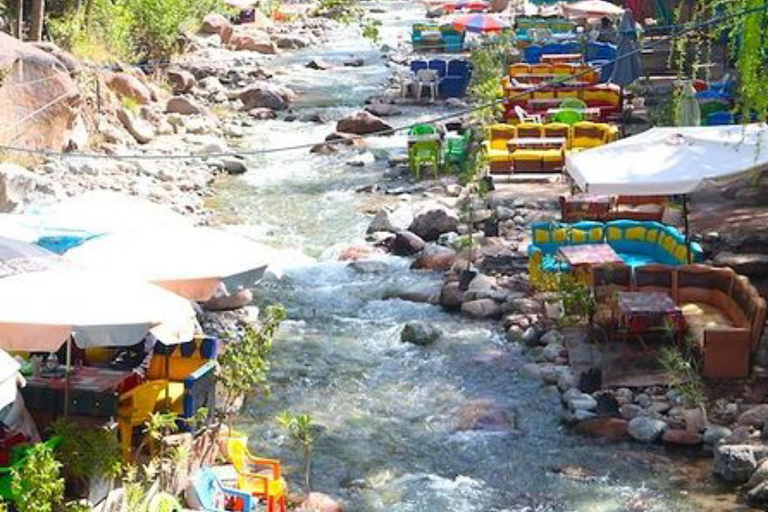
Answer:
xmin=353 ymin=168 xmax=768 ymax=509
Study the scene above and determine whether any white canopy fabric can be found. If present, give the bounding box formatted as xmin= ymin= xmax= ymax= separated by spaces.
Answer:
xmin=565 ymin=123 xmax=768 ymax=196
xmin=0 ymin=269 xmax=197 ymax=351
xmin=64 ymin=227 xmax=269 ymax=301
xmin=0 ymin=350 xmax=20 ymax=410
xmin=27 ymin=191 xmax=191 ymax=235
xmin=562 ymin=0 xmax=624 ymax=18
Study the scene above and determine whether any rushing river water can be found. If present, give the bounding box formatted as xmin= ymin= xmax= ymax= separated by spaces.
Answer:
xmin=212 ymin=3 xmax=742 ymax=510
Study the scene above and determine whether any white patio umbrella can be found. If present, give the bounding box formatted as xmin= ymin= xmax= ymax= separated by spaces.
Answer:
xmin=64 ymin=227 xmax=270 ymax=301
xmin=562 ymin=0 xmax=624 ymax=19
xmin=0 ymin=237 xmax=197 ymax=351
xmin=0 ymin=350 xmax=21 ymax=410
xmin=23 ymin=192 xmax=193 ymax=254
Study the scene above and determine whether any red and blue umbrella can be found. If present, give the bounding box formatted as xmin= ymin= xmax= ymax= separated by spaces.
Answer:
xmin=442 ymin=0 xmax=489 ymax=12
xmin=451 ymin=13 xmax=510 ymax=33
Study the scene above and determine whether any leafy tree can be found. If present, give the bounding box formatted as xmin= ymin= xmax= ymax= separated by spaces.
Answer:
xmin=674 ymin=0 xmax=768 ymax=117
xmin=276 ymin=411 xmax=316 ymax=492
xmin=217 ymin=304 xmax=287 ymax=419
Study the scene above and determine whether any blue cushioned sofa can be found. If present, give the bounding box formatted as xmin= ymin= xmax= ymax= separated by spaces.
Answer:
xmin=528 ymin=220 xmax=704 ymax=270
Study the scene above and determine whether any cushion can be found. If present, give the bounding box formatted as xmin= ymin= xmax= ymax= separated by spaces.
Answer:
xmin=487 ymin=148 xmax=512 ymax=162
xmin=681 ymin=302 xmax=734 ymax=339
xmin=512 ymin=149 xmax=544 ymax=161
xmin=540 ymin=149 xmax=564 ymax=162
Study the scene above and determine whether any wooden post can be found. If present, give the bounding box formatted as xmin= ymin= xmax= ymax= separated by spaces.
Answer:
xmin=30 ymin=0 xmax=45 ymax=42
xmin=683 ymin=194 xmax=692 ymax=264
xmin=14 ymin=0 xmax=24 ymax=40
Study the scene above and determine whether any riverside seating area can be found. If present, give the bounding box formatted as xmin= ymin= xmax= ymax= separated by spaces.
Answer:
xmin=0 ymin=196 xmax=288 ymax=511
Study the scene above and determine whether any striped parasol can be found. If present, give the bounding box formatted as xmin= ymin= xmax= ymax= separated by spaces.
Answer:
xmin=451 ymin=13 xmax=510 ymax=33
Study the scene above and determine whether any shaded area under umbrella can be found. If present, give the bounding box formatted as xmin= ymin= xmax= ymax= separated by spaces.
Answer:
xmin=609 ymin=8 xmax=642 ymax=87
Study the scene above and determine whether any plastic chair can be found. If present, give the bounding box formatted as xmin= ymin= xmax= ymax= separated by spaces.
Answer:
xmin=553 ymin=109 xmax=583 ymax=125
xmin=191 ymin=467 xmax=254 ymax=512
xmin=117 ymin=380 xmax=169 ymax=462
xmin=409 ymin=139 xmax=441 ymax=180
xmin=410 ymin=60 xmax=428 ymax=73
xmin=414 ymin=69 xmax=439 ymax=102
xmin=227 ymin=437 xmax=287 ymax=512
xmin=523 ymin=45 xmax=544 ymax=64
xmin=560 ymin=98 xmax=587 ymax=111
xmin=443 ymin=131 xmax=469 ymax=172
xmin=704 ymin=110 xmax=734 ymax=126
xmin=409 ymin=124 xmax=437 ymax=137
xmin=427 ymin=59 xmax=447 ymax=78
xmin=514 ymin=105 xmax=542 ymax=124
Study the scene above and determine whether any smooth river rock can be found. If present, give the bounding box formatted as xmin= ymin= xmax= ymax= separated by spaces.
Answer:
xmin=627 ymin=417 xmax=667 ymax=442
xmin=400 ymin=321 xmax=442 ymax=346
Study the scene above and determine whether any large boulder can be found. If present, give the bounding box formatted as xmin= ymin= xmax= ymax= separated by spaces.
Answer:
xmin=714 ymin=444 xmax=764 ymax=483
xmin=229 ymin=30 xmax=277 ymax=54
xmin=0 ymin=33 xmax=80 ymax=152
xmin=117 ymin=107 xmax=154 ymax=144
xmin=714 ymin=252 xmax=768 ymax=278
xmin=0 ymin=163 xmax=39 ymax=212
xmin=411 ymin=244 xmax=457 ymax=271
xmin=201 ymin=289 xmax=253 ymax=311
xmin=238 ymin=82 xmax=295 ymax=111
xmin=409 ymin=205 xmax=460 ymax=241
xmin=201 ymin=13 xmax=231 ymax=35
xmin=738 ymin=405 xmax=768 ymax=427
xmin=439 ymin=281 xmax=463 ymax=311
xmin=275 ymin=35 xmax=309 ymax=49
xmin=336 ymin=111 xmax=393 ymax=136
xmin=389 ymin=231 xmax=425 ymax=256
xmin=400 ymin=321 xmax=442 ymax=346
xmin=461 ymin=298 xmax=501 ymax=319
xmin=166 ymin=96 xmax=207 ymax=115
xmin=166 ymin=69 xmax=196 ymax=94
xmin=106 ymin=72 xmax=152 ymax=105
xmin=367 ymin=206 xmax=413 ymax=233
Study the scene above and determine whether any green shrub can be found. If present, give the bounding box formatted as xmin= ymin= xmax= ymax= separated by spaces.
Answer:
xmin=49 ymin=0 xmax=227 ymax=63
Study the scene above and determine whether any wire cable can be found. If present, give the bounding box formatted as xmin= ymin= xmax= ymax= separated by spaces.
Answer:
xmin=0 ymin=3 xmax=764 ymax=161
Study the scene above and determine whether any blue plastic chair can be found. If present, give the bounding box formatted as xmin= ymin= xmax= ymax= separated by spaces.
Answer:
xmin=705 ymin=111 xmax=734 ymax=126
xmin=447 ymin=59 xmax=470 ymax=77
xmin=191 ymin=468 xmax=254 ymax=512
xmin=410 ymin=60 xmax=428 ymax=73
xmin=428 ymin=59 xmax=447 ymax=78
xmin=524 ymin=45 xmax=544 ymax=64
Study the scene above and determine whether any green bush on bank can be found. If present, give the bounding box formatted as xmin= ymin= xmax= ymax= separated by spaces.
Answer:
xmin=48 ymin=0 xmax=226 ymax=63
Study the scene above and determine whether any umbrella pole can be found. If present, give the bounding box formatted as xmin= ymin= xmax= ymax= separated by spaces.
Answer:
xmin=683 ymin=194 xmax=692 ymax=264
xmin=64 ymin=337 xmax=72 ymax=417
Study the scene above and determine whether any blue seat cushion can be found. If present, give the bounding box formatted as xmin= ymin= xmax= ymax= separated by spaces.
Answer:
xmin=616 ymin=252 xmax=656 ymax=268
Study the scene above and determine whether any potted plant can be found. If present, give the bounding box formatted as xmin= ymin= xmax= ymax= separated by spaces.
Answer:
xmin=49 ymin=420 xmax=122 ymax=503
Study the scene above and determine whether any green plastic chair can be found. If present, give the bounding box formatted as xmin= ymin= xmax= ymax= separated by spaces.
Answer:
xmin=699 ymin=100 xmax=728 ymax=119
xmin=409 ymin=123 xmax=438 ymax=137
xmin=559 ymin=98 xmax=587 ymax=111
xmin=443 ymin=132 xmax=469 ymax=173
xmin=553 ymin=108 xmax=584 ymax=125
xmin=409 ymin=139 xmax=441 ymax=180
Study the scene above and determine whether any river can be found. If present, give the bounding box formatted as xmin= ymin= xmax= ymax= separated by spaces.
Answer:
xmin=212 ymin=3 xmax=739 ymax=510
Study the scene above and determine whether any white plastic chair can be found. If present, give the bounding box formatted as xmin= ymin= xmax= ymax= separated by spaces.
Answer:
xmin=415 ymin=69 xmax=439 ymax=103
xmin=396 ymin=69 xmax=415 ymax=98
xmin=514 ymin=105 xmax=543 ymax=124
